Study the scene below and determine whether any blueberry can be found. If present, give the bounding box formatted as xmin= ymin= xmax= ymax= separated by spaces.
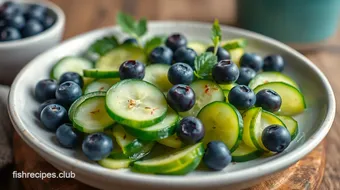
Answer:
xmin=35 ymin=79 xmax=58 ymax=102
xmin=40 ymin=104 xmax=68 ymax=131
xmin=5 ymin=14 xmax=25 ymax=29
xmin=236 ymin=67 xmax=256 ymax=85
xmin=173 ymin=47 xmax=197 ymax=68
xmin=21 ymin=19 xmax=44 ymax=38
xmin=212 ymin=60 xmax=239 ymax=84
xmin=203 ymin=141 xmax=231 ymax=171
xmin=168 ymin=63 xmax=194 ymax=85
xmin=167 ymin=84 xmax=195 ymax=112
xmin=119 ymin=60 xmax=145 ymax=80
xmin=176 ymin=116 xmax=205 ymax=145
xmin=123 ymin=38 xmax=138 ymax=45
xmin=0 ymin=1 xmax=22 ymax=18
xmin=38 ymin=99 xmax=58 ymax=114
xmin=55 ymin=81 xmax=82 ymax=107
xmin=0 ymin=19 xmax=6 ymax=29
xmin=0 ymin=27 xmax=21 ymax=41
xmin=240 ymin=53 xmax=263 ymax=72
xmin=41 ymin=15 xmax=55 ymax=29
xmin=263 ymin=55 xmax=285 ymax=72
xmin=228 ymin=85 xmax=256 ymax=110
xmin=165 ymin=33 xmax=187 ymax=52
xmin=149 ymin=46 xmax=173 ymax=65
xmin=82 ymin=133 xmax=113 ymax=161
xmin=255 ymin=89 xmax=282 ymax=112
xmin=59 ymin=72 xmax=84 ymax=88
xmin=206 ymin=46 xmax=230 ymax=61
xmin=56 ymin=123 xmax=79 ymax=148
xmin=24 ymin=4 xmax=47 ymax=22
xmin=262 ymin=125 xmax=291 ymax=152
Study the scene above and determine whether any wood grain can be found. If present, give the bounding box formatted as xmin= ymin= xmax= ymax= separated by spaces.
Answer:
xmin=13 ymin=131 xmax=326 ymax=190
xmin=13 ymin=0 xmax=340 ymax=189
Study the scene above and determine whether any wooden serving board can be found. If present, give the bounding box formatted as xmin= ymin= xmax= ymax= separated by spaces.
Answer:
xmin=13 ymin=132 xmax=325 ymax=190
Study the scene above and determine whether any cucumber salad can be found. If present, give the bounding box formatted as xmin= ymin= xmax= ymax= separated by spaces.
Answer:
xmin=35 ymin=13 xmax=306 ymax=175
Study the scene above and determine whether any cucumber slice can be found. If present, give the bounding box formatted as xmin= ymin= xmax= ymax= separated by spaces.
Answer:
xmin=223 ymin=90 xmax=230 ymax=103
xmin=50 ymin=56 xmax=93 ymax=80
xmin=113 ymin=124 xmax=155 ymax=160
xmin=249 ymin=72 xmax=299 ymax=90
xmin=253 ymin=82 xmax=306 ymax=116
xmin=221 ymin=38 xmax=247 ymax=50
xmin=278 ymin=115 xmax=299 ymax=140
xmin=132 ymin=143 xmax=204 ymax=174
xmin=197 ymin=102 xmax=243 ymax=152
xmin=162 ymin=155 xmax=202 ymax=175
xmin=98 ymin=151 xmax=132 ymax=169
xmin=241 ymin=107 xmax=262 ymax=149
xmin=229 ymin=48 xmax=244 ymax=66
xmin=98 ymin=136 xmax=133 ymax=169
xmin=96 ymin=45 xmax=147 ymax=70
xmin=219 ymin=83 xmax=237 ymax=91
xmin=157 ymin=134 xmax=184 ymax=149
xmin=231 ymin=142 xmax=263 ymax=162
xmin=106 ymin=79 xmax=168 ymax=128
xmin=179 ymin=80 xmax=224 ymax=117
xmin=71 ymin=92 xmax=115 ymax=133
xmin=143 ymin=64 xmax=172 ymax=93
xmin=187 ymin=41 xmax=207 ymax=55
xmin=250 ymin=110 xmax=286 ymax=151
xmin=83 ymin=77 xmax=95 ymax=88
xmin=84 ymin=78 xmax=120 ymax=94
xmin=69 ymin=91 xmax=105 ymax=122
xmin=124 ymin=108 xmax=179 ymax=141
xmin=83 ymin=69 xmax=119 ymax=78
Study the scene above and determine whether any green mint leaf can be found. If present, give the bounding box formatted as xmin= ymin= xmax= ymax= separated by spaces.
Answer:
xmin=88 ymin=35 xmax=119 ymax=56
xmin=143 ymin=35 xmax=167 ymax=54
xmin=211 ymin=19 xmax=221 ymax=54
xmin=135 ymin=18 xmax=147 ymax=37
xmin=194 ymin=52 xmax=218 ymax=79
xmin=116 ymin=12 xmax=147 ymax=38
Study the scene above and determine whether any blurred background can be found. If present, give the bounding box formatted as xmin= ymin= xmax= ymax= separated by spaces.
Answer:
xmin=50 ymin=0 xmax=340 ymax=47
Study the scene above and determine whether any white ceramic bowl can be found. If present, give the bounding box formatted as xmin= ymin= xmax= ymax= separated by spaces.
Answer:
xmin=8 ymin=22 xmax=336 ymax=190
xmin=0 ymin=0 xmax=65 ymax=84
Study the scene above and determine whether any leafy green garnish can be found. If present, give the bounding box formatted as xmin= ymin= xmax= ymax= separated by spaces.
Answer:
xmin=194 ymin=52 xmax=218 ymax=79
xmin=143 ymin=36 xmax=167 ymax=55
xmin=116 ymin=12 xmax=147 ymax=39
xmin=211 ymin=19 xmax=221 ymax=55
xmin=88 ymin=35 xmax=119 ymax=56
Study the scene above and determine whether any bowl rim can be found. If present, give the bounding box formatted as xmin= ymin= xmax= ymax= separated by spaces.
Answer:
xmin=0 ymin=0 xmax=65 ymax=48
xmin=8 ymin=21 xmax=336 ymax=187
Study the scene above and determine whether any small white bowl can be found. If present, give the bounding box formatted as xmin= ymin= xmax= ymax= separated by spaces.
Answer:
xmin=8 ymin=21 xmax=336 ymax=190
xmin=0 ymin=0 xmax=65 ymax=84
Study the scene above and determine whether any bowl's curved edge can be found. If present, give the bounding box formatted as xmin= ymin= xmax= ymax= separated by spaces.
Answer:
xmin=8 ymin=21 xmax=336 ymax=188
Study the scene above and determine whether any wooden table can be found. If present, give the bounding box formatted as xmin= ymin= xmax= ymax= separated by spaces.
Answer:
xmin=15 ymin=0 xmax=340 ymax=189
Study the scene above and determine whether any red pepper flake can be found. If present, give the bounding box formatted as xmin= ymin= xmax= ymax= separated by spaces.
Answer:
xmin=123 ymin=134 xmax=127 ymax=139
xmin=151 ymin=108 xmax=159 ymax=115
xmin=90 ymin=109 xmax=100 ymax=114
xmin=98 ymin=86 xmax=105 ymax=91
xmin=204 ymin=85 xmax=209 ymax=93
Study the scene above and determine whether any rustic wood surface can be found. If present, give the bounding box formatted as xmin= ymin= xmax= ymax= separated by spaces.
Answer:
xmin=13 ymin=0 xmax=340 ymax=189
